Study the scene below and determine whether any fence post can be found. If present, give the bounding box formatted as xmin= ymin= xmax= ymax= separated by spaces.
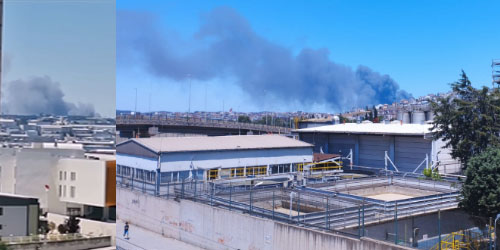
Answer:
xmin=181 ymin=179 xmax=185 ymax=199
xmin=362 ymin=200 xmax=365 ymax=237
xmin=358 ymin=205 xmax=361 ymax=237
xmin=395 ymin=202 xmax=398 ymax=245
xmin=438 ymin=209 xmax=441 ymax=250
xmin=250 ymin=187 xmax=253 ymax=213
xmin=210 ymin=183 xmax=214 ymax=206
xmin=229 ymin=184 xmax=232 ymax=211
xmin=297 ymin=193 xmax=300 ymax=224
xmin=325 ymin=197 xmax=329 ymax=230
xmin=167 ymin=182 xmax=170 ymax=199
xmin=194 ymin=180 xmax=197 ymax=201
xmin=272 ymin=191 xmax=275 ymax=220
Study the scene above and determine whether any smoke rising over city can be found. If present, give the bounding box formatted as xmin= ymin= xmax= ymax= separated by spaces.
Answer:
xmin=118 ymin=7 xmax=411 ymax=111
xmin=2 ymin=76 xmax=96 ymax=116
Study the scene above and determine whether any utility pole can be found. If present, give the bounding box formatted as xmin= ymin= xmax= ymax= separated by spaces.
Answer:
xmin=187 ymin=74 xmax=191 ymax=122
xmin=134 ymin=88 xmax=138 ymax=117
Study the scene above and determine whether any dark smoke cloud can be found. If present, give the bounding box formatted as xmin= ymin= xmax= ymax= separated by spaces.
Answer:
xmin=118 ymin=7 xmax=411 ymax=111
xmin=2 ymin=76 xmax=96 ymax=116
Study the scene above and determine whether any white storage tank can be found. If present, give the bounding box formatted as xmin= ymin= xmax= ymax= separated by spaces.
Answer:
xmin=402 ymin=112 xmax=411 ymax=124
xmin=412 ymin=111 xmax=426 ymax=124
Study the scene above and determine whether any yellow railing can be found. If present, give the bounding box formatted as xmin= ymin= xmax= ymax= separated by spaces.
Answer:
xmin=297 ymin=161 xmax=342 ymax=172
xmin=431 ymin=230 xmax=482 ymax=250
xmin=207 ymin=166 xmax=268 ymax=180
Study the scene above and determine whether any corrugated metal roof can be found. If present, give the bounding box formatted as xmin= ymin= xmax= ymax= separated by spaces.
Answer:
xmin=121 ymin=135 xmax=313 ymax=153
xmin=296 ymin=123 xmax=433 ymax=136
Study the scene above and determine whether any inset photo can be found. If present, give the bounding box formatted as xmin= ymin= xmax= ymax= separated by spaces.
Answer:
xmin=0 ymin=0 xmax=116 ymax=249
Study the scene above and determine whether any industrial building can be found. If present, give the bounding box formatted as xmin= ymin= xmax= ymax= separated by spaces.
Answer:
xmin=0 ymin=193 xmax=39 ymax=237
xmin=116 ymin=135 xmax=314 ymax=186
xmin=295 ymin=122 xmax=460 ymax=173
xmin=56 ymin=157 xmax=116 ymax=221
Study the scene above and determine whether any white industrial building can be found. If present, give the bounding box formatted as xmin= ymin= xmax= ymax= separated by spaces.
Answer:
xmin=295 ymin=123 xmax=460 ymax=173
xmin=56 ymin=157 xmax=116 ymax=221
xmin=117 ymin=135 xmax=314 ymax=185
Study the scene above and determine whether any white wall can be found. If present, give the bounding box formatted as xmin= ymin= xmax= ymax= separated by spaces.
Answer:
xmin=432 ymin=139 xmax=461 ymax=173
xmin=0 ymin=205 xmax=27 ymax=236
xmin=159 ymin=147 xmax=313 ymax=172
xmin=47 ymin=213 xmax=116 ymax=245
xmin=56 ymin=158 xmax=107 ymax=207
xmin=0 ymin=148 xmax=16 ymax=193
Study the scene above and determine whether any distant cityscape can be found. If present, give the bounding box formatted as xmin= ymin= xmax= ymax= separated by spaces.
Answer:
xmin=117 ymin=91 xmax=450 ymax=126
xmin=0 ymin=115 xmax=115 ymax=151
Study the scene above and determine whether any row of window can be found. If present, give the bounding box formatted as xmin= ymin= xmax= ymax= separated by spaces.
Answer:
xmin=117 ymin=164 xmax=204 ymax=183
xmin=117 ymin=165 xmax=156 ymax=183
xmin=58 ymin=185 xmax=76 ymax=198
xmin=59 ymin=171 xmax=76 ymax=181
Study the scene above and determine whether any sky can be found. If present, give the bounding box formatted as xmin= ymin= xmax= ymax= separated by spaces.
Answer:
xmin=2 ymin=0 xmax=115 ymax=117
xmin=117 ymin=1 xmax=500 ymax=114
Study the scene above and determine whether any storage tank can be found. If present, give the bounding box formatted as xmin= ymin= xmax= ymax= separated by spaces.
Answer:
xmin=397 ymin=111 xmax=404 ymax=121
xmin=333 ymin=116 xmax=340 ymax=125
xmin=402 ymin=112 xmax=411 ymax=124
xmin=425 ymin=111 xmax=435 ymax=121
xmin=412 ymin=111 xmax=426 ymax=124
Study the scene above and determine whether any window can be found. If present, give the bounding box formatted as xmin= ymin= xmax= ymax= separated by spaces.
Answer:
xmin=59 ymin=171 xmax=62 ymax=180
xmin=0 ymin=207 xmax=3 ymax=216
xmin=64 ymin=171 xmax=67 ymax=181
xmin=70 ymin=186 xmax=75 ymax=198
xmin=0 ymin=224 xmax=2 ymax=230
xmin=63 ymin=185 xmax=66 ymax=197
xmin=58 ymin=185 xmax=62 ymax=197
xmin=71 ymin=172 xmax=76 ymax=181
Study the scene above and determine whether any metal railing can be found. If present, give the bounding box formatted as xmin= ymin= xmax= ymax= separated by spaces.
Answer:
xmin=117 ymin=115 xmax=292 ymax=133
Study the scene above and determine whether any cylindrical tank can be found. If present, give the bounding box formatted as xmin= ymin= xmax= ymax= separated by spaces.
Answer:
xmin=333 ymin=115 xmax=340 ymax=125
xmin=425 ymin=111 xmax=435 ymax=121
xmin=402 ymin=112 xmax=411 ymax=124
xmin=397 ymin=111 xmax=404 ymax=121
xmin=412 ymin=111 xmax=426 ymax=124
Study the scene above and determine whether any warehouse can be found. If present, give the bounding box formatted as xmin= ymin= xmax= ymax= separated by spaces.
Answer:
xmin=116 ymin=135 xmax=314 ymax=186
xmin=295 ymin=122 xmax=460 ymax=173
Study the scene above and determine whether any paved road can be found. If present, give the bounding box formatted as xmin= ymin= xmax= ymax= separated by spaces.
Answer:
xmin=116 ymin=220 xmax=204 ymax=250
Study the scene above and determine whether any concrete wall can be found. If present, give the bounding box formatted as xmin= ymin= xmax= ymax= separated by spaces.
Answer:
xmin=47 ymin=213 xmax=116 ymax=245
xmin=6 ymin=236 xmax=111 ymax=250
xmin=0 ymin=206 xmax=27 ymax=236
xmin=0 ymin=148 xmax=16 ymax=193
xmin=117 ymin=187 xmax=413 ymax=250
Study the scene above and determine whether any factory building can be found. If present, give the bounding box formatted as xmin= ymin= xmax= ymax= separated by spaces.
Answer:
xmin=116 ymin=135 xmax=314 ymax=185
xmin=295 ymin=123 xmax=460 ymax=173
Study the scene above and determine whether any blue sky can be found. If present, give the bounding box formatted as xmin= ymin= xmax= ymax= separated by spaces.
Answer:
xmin=117 ymin=1 xmax=500 ymax=113
xmin=3 ymin=0 xmax=115 ymax=117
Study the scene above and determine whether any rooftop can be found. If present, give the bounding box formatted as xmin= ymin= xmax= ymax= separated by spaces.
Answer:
xmin=296 ymin=123 xmax=433 ymax=136
xmin=119 ymin=135 xmax=313 ymax=153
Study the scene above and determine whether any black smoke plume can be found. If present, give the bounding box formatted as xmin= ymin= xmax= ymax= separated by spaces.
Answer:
xmin=118 ymin=7 xmax=411 ymax=111
xmin=2 ymin=76 xmax=96 ymax=116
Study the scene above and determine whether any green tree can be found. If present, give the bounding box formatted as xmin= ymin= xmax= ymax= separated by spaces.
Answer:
xmin=237 ymin=115 xmax=251 ymax=123
xmin=0 ymin=242 xmax=8 ymax=250
xmin=431 ymin=71 xmax=500 ymax=168
xmin=459 ymin=147 xmax=500 ymax=217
